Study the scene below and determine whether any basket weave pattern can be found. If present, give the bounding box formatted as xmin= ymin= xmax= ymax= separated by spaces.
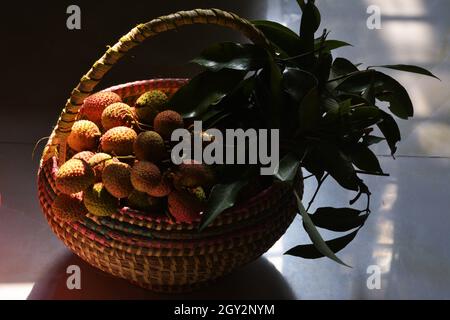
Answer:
xmin=37 ymin=10 xmax=300 ymax=292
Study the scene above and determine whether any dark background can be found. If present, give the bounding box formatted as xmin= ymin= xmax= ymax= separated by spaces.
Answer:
xmin=1 ymin=1 xmax=268 ymax=144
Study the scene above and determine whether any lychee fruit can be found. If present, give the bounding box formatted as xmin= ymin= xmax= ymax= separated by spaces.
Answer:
xmin=148 ymin=172 xmax=172 ymax=198
xmin=83 ymin=183 xmax=118 ymax=217
xmin=88 ymin=152 xmax=117 ymax=181
xmin=153 ymin=110 xmax=184 ymax=140
xmin=79 ymin=91 xmax=122 ymax=125
xmin=127 ymin=190 xmax=161 ymax=212
xmin=51 ymin=192 xmax=87 ymax=222
xmin=101 ymin=102 xmax=134 ymax=131
xmin=101 ymin=126 xmax=137 ymax=156
xmin=67 ymin=120 xmax=101 ymax=152
xmin=168 ymin=190 xmax=205 ymax=224
xmin=102 ymin=162 xmax=134 ymax=199
xmin=133 ymin=131 xmax=166 ymax=162
xmin=190 ymin=186 xmax=207 ymax=202
xmin=174 ymin=160 xmax=215 ymax=188
xmin=130 ymin=161 xmax=162 ymax=195
xmin=134 ymin=90 xmax=168 ymax=124
xmin=147 ymin=195 xmax=162 ymax=209
xmin=71 ymin=151 xmax=95 ymax=162
xmin=56 ymin=159 xmax=95 ymax=195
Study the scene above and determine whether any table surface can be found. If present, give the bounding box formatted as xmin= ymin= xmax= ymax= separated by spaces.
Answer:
xmin=0 ymin=0 xmax=449 ymax=299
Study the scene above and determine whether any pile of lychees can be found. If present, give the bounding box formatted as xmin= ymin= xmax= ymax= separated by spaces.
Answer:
xmin=51 ymin=90 xmax=214 ymax=224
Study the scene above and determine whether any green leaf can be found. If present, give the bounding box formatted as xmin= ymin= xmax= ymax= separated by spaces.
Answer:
xmin=274 ymin=153 xmax=301 ymax=184
xmin=375 ymin=72 xmax=414 ymax=119
xmin=191 ymin=42 xmax=269 ymax=72
xmin=374 ymin=64 xmax=440 ymax=80
xmin=362 ymin=72 xmax=376 ymax=105
xmin=336 ymin=71 xmax=414 ymax=119
xmin=363 ymin=135 xmax=385 ymax=146
xmin=269 ymin=57 xmax=283 ymax=125
xmin=170 ymin=69 xmax=246 ymax=118
xmin=200 ymin=180 xmax=249 ymax=231
xmin=331 ymin=57 xmax=359 ymax=77
xmin=282 ymin=67 xmax=318 ymax=103
xmin=302 ymin=150 xmax=325 ymax=182
xmin=315 ymin=39 xmax=352 ymax=52
xmin=317 ymin=52 xmax=333 ymax=85
xmin=252 ymin=20 xmax=304 ymax=57
xmin=348 ymin=144 xmax=383 ymax=173
xmin=346 ymin=106 xmax=382 ymax=130
xmin=378 ymin=110 xmax=401 ymax=155
xmin=338 ymin=93 xmax=373 ymax=106
xmin=310 ymin=207 xmax=368 ymax=232
xmin=285 ymin=228 xmax=359 ymax=260
xmin=300 ymin=1 xmax=321 ymax=37
xmin=335 ymin=70 xmax=376 ymax=92
xmin=298 ymin=87 xmax=321 ymax=131
xmin=287 ymin=193 xmax=351 ymax=266
xmin=315 ymin=143 xmax=360 ymax=191
xmin=296 ymin=0 xmax=306 ymax=10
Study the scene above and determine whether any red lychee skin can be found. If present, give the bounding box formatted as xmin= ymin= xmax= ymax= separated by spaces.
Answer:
xmin=79 ymin=92 xmax=122 ymax=125
xmin=148 ymin=174 xmax=172 ymax=197
xmin=101 ymin=102 xmax=134 ymax=131
xmin=102 ymin=162 xmax=134 ymax=199
xmin=67 ymin=120 xmax=101 ymax=152
xmin=71 ymin=151 xmax=95 ymax=162
xmin=168 ymin=190 xmax=205 ymax=224
xmin=51 ymin=192 xmax=87 ymax=222
xmin=153 ymin=110 xmax=184 ymax=140
xmin=100 ymin=126 xmax=137 ymax=156
xmin=176 ymin=160 xmax=214 ymax=188
xmin=130 ymin=161 xmax=162 ymax=194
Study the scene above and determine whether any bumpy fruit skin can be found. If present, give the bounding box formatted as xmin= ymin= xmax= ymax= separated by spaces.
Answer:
xmin=79 ymin=92 xmax=122 ymax=125
xmin=168 ymin=190 xmax=205 ymax=224
xmin=130 ymin=161 xmax=162 ymax=194
xmin=190 ymin=186 xmax=207 ymax=202
xmin=101 ymin=102 xmax=134 ymax=130
xmin=127 ymin=190 xmax=161 ymax=212
xmin=102 ymin=162 xmax=134 ymax=199
xmin=101 ymin=126 xmax=137 ymax=156
xmin=133 ymin=131 xmax=166 ymax=162
xmin=134 ymin=90 xmax=168 ymax=124
xmin=175 ymin=160 xmax=214 ymax=188
xmin=88 ymin=153 xmax=117 ymax=181
xmin=148 ymin=173 xmax=172 ymax=197
xmin=52 ymin=193 xmax=87 ymax=222
xmin=72 ymin=151 xmax=95 ymax=162
xmin=153 ymin=110 xmax=184 ymax=140
xmin=67 ymin=120 xmax=101 ymax=152
xmin=83 ymin=183 xmax=118 ymax=217
xmin=56 ymin=159 xmax=95 ymax=195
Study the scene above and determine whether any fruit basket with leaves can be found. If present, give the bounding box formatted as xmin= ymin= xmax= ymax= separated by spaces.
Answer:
xmin=37 ymin=2 xmax=438 ymax=292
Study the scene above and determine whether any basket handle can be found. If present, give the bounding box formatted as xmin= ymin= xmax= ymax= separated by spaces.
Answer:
xmin=42 ymin=8 xmax=271 ymax=164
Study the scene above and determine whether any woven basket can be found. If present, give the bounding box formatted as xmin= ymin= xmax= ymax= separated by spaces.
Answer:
xmin=37 ymin=9 xmax=301 ymax=293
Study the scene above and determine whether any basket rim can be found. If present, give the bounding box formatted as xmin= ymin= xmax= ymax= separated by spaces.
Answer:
xmin=40 ymin=78 xmax=298 ymax=232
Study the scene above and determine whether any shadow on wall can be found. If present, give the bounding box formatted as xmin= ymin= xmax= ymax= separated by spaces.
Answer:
xmin=27 ymin=252 xmax=296 ymax=300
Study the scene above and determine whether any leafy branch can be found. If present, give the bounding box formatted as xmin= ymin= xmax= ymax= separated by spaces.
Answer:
xmin=168 ymin=0 xmax=439 ymax=264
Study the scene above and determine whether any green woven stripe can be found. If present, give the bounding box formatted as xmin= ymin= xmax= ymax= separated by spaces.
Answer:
xmin=80 ymin=218 xmax=112 ymax=239
xmin=100 ymin=217 xmax=153 ymax=239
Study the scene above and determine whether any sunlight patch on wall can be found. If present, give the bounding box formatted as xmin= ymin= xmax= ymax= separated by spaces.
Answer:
xmin=366 ymin=0 xmax=426 ymax=17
